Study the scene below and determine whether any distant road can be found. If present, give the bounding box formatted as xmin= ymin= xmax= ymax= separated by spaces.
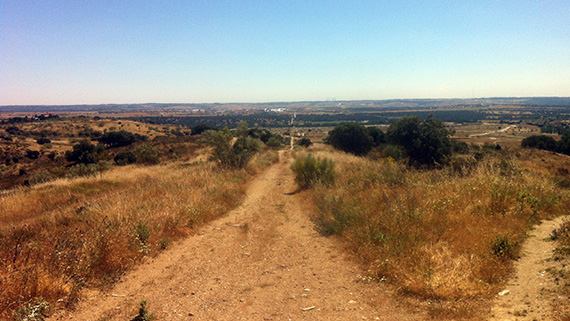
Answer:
xmin=469 ymin=125 xmax=515 ymax=137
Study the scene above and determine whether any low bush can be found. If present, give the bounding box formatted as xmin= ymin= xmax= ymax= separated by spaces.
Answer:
xmin=290 ymin=154 xmax=335 ymax=190
xmin=26 ymin=150 xmax=40 ymax=159
xmin=36 ymin=138 xmax=51 ymax=145
xmin=203 ymin=122 xmax=262 ymax=169
xmin=114 ymin=151 xmax=137 ymax=165
xmin=491 ymin=234 xmax=518 ymax=260
xmin=297 ymin=137 xmax=313 ymax=147
xmin=266 ymin=136 xmax=282 ymax=149
xmin=135 ymin=143 xmax=160 ymax=165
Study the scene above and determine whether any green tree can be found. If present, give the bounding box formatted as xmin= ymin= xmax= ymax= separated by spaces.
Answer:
xmin=558 ymin=134 xmax=570 ymax=155
xmin=66 ymin=140 xmax=104 ymax=164
xmin=366 ymin=126 xmax=385 ymax=146
xmin=99 ymin=130 xmax=136 ymax=148
xmin=387 ymin=115 xmax=452 ymax=166
xmin=326 ymin=123 xmax=373 ymax=156
xmin=521 ymin=135 xmax=557 ymax=151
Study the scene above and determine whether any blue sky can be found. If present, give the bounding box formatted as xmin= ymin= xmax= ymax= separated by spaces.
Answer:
xmin=1 ymin=1 xmax=569 ymax=105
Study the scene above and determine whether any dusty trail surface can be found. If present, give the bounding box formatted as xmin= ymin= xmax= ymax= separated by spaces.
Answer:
xmin=51 ymin=152 xmax=421 ymax=321
xmin=489 ymin=216 xmax=569 ymax=320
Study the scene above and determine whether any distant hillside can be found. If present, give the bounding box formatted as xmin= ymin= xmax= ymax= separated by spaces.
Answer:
xmin=2 ymin=97 xmax=569 ymax=113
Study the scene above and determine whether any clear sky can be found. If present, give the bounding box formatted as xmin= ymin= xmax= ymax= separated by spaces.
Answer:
xmin=1 ymin=1 xmax=569 ymax=105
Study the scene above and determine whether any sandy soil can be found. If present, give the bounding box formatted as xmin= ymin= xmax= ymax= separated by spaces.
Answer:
xmin=49 ymin=151 xmax=423 ymax=321
xmin=488 ymin=216 xmax=569 ymax=321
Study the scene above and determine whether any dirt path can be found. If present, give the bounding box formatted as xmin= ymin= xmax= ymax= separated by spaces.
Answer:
xmin=488 ymin=216 xmax=569 ymax=321
xmin=50 ymin=151 xmax=422 ymax=321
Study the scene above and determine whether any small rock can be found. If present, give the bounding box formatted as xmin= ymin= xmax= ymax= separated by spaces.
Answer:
xmin=348 ymin=300 xmax=357 ymax=304
xmin=301 ymin=306 xmax=316 ymax=311
xmin=499 ymin=290 xmax=511 ymax=296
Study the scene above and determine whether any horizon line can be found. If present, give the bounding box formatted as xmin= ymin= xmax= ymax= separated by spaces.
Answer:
xmin=2 ymin=96 xmax=570 ymax=107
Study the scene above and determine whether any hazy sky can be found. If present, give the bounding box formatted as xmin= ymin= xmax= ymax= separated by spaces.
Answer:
xmin=1 ymin=1 xmax=569 ymax=105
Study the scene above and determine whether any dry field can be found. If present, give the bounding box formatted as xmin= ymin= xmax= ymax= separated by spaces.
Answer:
xmin=298 ymin=144 xmax=570 ymax=318
xmin=0 ymin=149 xmax=278 ymax=319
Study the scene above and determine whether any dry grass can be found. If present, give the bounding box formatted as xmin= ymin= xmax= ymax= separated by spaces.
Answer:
xmin=0 ymin=152 xmax=273 ymax=318
xmin=302 ymin=145 xmax=570 ymax=318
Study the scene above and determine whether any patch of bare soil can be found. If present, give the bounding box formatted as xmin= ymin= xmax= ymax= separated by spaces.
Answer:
xmin=488 ymin=216 xmax=569 ymax=321
xmin=49 ymin=151 xmax=423 ymax=321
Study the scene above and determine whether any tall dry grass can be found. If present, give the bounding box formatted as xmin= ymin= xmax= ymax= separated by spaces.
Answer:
xmin=303 ymin=146 xmax=569 ymax=317
xmin=0 ymin=155 xmax=267 ymax=319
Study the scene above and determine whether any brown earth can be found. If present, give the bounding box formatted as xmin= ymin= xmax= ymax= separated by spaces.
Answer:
xmin=488 ymin=216 xmax=569 ymax=321
xmin=49 ymin=151 xmax=424 ymax=321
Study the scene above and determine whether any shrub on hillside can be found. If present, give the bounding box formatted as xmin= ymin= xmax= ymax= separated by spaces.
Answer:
xmin=66 ymin=140 xmax=104 ymax=164
xmin=26 ymin=150 xmax=40 ymax=160
xmin=248 ymin=128 xmax=273 ymax=143
xmin=36 ymin=138 xmax=51 ymax=145
xmin=114 ymin=151 xmax=137 ymax=165
xmin=134 ymin=143 xmax=160 ymax=165
xmin=66 ymin=163 xmax=100 ymax=177
xmin=326 ymin=123 xmax=374 ymax=156
xmin=191 ymin=124 xmax=218 ymax=135
xmin=203 ymin=122 xmax=262 ymax=169
xmin=291 ymin=154 xmax=335 ymax=190
xmin=491 ymin=234 xmax=518 ymax=260
xmin=99 ymin=130 xmax=137 ymax=148
xmin=266 ymin=136 xmax=282 ymax=149
xmin=521 ymin=135 xmax=557 ymax=151
xmin=297 ymin=137 xmax=313 ymax=147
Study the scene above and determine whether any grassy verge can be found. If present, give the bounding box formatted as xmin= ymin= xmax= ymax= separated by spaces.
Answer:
xmin=300 ymin=147 xmax=569 ymax=318
xmin=0 ymin=151 xmax=278 ymax=319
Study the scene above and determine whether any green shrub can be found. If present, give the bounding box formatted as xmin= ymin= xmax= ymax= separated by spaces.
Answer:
xmin=132 ymin=300 xmax=154 ymax=321
xmin=67 ymin=163 xmax=100 ymax=178
xmin=99 ymin=130 xmax=136 ymax=147
xmin=326 ymin=123 xmax=373 ymax=156
xmin=66 ymin=140 xmax=104 ymax=164
xmin=382 ymin=144 xmax=407 ymax=161
xmin=203 ymin=122 xmax=262 ymax=169
xmin=297 ymin=137 xmax=313 ymax=147
xmin=135 ymin=222 xmax=151 ymax=245
xmin=387 ymin=115 xmax=453 ymax=167
xmin=135 ymin=143 xmax=160 ymax=165
xmin=491 ymin=235 xmax=517 ymax=259
xmin=366 ymin=126 xmax=385 ymax=146
xmin=26 ymin=150 xmax=40 ymax=160
xmin=291 ymin=154 xmax=335 ymax=190
xmin=266 ymin=136 xmax=282 ymax=149
xmin=36 ymin=138 xmax=51 ymax=145
xmin=29 ymin=171 xmax=54 ymax=185
xmin=191 ymin=124 xmax=218 ymax=135
xmin=114 ymin=151 xmax=137 ymax=165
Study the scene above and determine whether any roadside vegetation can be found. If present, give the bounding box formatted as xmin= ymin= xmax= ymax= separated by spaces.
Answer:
xmin=0 ymin=120 xmax=278 ymax=319
xmin=293 ymin=118 xmax=570 ymax=318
